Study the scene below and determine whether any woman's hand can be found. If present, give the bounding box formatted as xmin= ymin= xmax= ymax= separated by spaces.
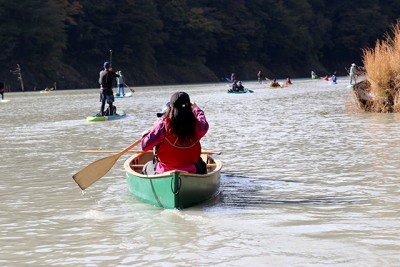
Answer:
xmin=191 ymin=102 xmax=198 ymax=110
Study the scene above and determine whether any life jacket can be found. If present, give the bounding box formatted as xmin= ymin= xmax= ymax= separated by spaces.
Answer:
xmin=157 ymin=119 xmax=201 ymax=165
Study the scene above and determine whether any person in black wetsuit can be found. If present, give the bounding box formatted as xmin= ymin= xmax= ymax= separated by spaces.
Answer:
xmin=0 ymin=82 xmax=4 ymax=100
xmin=98 ymin=61 xmax=120 ymax=116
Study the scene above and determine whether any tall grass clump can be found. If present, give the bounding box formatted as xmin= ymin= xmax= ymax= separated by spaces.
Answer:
xmin=358 ymin=20 xmax=400 ymax=112
xmin=388 ymin=22 xmax=400 ymax=111
xmin=362 ymin=40 xmax=391 ymax=94
xmin=388 ymin=22 xmax=400 ymax=78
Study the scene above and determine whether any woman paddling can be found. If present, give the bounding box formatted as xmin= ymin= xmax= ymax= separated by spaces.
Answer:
xmin=141 ymin=92 xmax=209 ymax=175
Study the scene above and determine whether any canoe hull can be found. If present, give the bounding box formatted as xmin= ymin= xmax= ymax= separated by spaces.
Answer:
xmin=227 ymin=89 xmax=252 ymax=94
xmin=124 ymin=152 xmax=222 ymax=209
xmin=270 ymin=82 xmax=286 ymax=88
xmin=86 ymin=111 xmax=126 ymax=122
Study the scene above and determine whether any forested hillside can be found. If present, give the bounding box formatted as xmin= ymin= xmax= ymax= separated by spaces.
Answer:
xmin=0 ymin=0 xmax=399 ymax=90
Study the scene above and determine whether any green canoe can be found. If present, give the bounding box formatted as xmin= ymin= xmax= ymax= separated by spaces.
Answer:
xmin=86 ymin=110 xmax=126 ymax=122
xmin=124 ymin=152 xmax=222 ymax=209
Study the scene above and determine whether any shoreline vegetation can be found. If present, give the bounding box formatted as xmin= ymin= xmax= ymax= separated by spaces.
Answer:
xmin=1 ymin=1 xmax=400 ymax=91
xmin=354 ymin=21 xmax=400 ymax=113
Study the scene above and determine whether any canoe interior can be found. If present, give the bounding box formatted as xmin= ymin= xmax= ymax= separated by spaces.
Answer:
xmin=124 ymin=152 xmax=222 ymax=209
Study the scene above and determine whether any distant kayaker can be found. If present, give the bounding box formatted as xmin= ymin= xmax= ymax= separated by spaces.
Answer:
xmin=0 ymin=82 xmax=5 ymax=100
xmin=230 ymin=80 xmax=239 ymax=92
xmin=115 ymin=71 xmax=125 ymax=96
xmin=141 ymin=92 xmax=209 ymax=175
xmin=230 ymin=73 xmax=236 ymax=82
xmin=349 ymin=63 xmax=357 ymax=85
xmin=271 ymin=79 xmax=280 ymax=87
xmin=311 ymin=71 xmax=318 ymax=79
xmin=330 ymin=72 xmax=337 ymax=84
xmin=237 ymin=81 xmax=245 ymax=91
xmin=286 ymin=77 xmax=292 ymax=85
xmin=98 ymin=61 xmax=120 ymax=116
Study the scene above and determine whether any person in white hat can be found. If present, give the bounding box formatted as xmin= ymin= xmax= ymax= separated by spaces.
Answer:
xmin=349 ymin=63 xmax=357 ymax=85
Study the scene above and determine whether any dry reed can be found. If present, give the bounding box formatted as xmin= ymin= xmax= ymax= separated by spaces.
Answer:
xmin=387 ymin=22 xmax=400 ymax=78
xmin=360 ymin=20 xmax=400 ymax=112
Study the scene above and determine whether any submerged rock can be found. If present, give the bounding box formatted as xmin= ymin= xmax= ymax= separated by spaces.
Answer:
xmin=353 ymin=79 xmax=400 ymax=113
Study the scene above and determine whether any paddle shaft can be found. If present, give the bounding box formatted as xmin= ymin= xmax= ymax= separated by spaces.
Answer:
xmin=129 ymin=163 xmax=217 ymax=168
xmin=123 ymin=82 xmax=135 ymax=92
xmin=80 ymin=149 xmax=221 ymax=155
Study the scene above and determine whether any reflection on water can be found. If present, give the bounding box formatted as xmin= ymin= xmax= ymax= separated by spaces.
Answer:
xmin=1 ymin=79 xmax=400 ymax=266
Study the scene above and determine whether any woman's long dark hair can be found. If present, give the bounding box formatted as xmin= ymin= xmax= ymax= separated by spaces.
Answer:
xmin=168 ymin=92 xmax=196 ymax=143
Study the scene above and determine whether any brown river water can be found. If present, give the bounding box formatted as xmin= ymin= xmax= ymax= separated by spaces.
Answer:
xmin=0 ymin=78 xmax=399 ymax=266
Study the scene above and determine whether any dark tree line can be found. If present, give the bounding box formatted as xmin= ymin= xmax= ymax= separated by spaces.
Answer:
xmin=0 ymin=0 xmax=399 ymax=90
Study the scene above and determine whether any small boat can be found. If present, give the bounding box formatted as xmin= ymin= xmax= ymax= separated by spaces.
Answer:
xmin=270 ymin=84 xmax=285 ymax=88
xmin=124 ymin=152 xmax=222 ymax=209
xmin=114 ymin=92 xmax=133 ymax=98
xmin=227 ymin=88 xmax=253 ymax=94
xmin=1 ymin=99 xmax=11 ymax=103
xmin=40 ymin=89 xmax=55 ymax=93
xmin=86 ymin=110 xmax=126 ymax=122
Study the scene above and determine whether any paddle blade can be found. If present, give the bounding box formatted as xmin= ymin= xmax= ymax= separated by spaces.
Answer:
xmin=73 ymin=138 xmax=142 ymax=190
xmin=73 ymin=153 xmax=121 ymax=190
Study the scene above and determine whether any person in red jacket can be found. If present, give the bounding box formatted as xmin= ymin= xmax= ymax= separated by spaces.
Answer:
xmin=141 ymin=92 xmax=209 ymax=175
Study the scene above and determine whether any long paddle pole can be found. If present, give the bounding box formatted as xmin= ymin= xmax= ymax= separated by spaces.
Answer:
xmin=123 ymin=82 xmax=135 ymax=92
xmin=109 ymin=50 xmax=113 ymax=66
xmin=73 ymin=138 xmax=142 ymax=190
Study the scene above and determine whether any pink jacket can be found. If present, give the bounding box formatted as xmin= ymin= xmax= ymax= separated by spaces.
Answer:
xmin=141 ymin=106 xmax=209 ymax=173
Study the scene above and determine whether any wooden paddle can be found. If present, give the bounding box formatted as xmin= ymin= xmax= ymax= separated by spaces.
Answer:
xmin=80 ymin=149 xmax=221 ymax=155
xmin=73 ymin=138 xmax=142 ymax=190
